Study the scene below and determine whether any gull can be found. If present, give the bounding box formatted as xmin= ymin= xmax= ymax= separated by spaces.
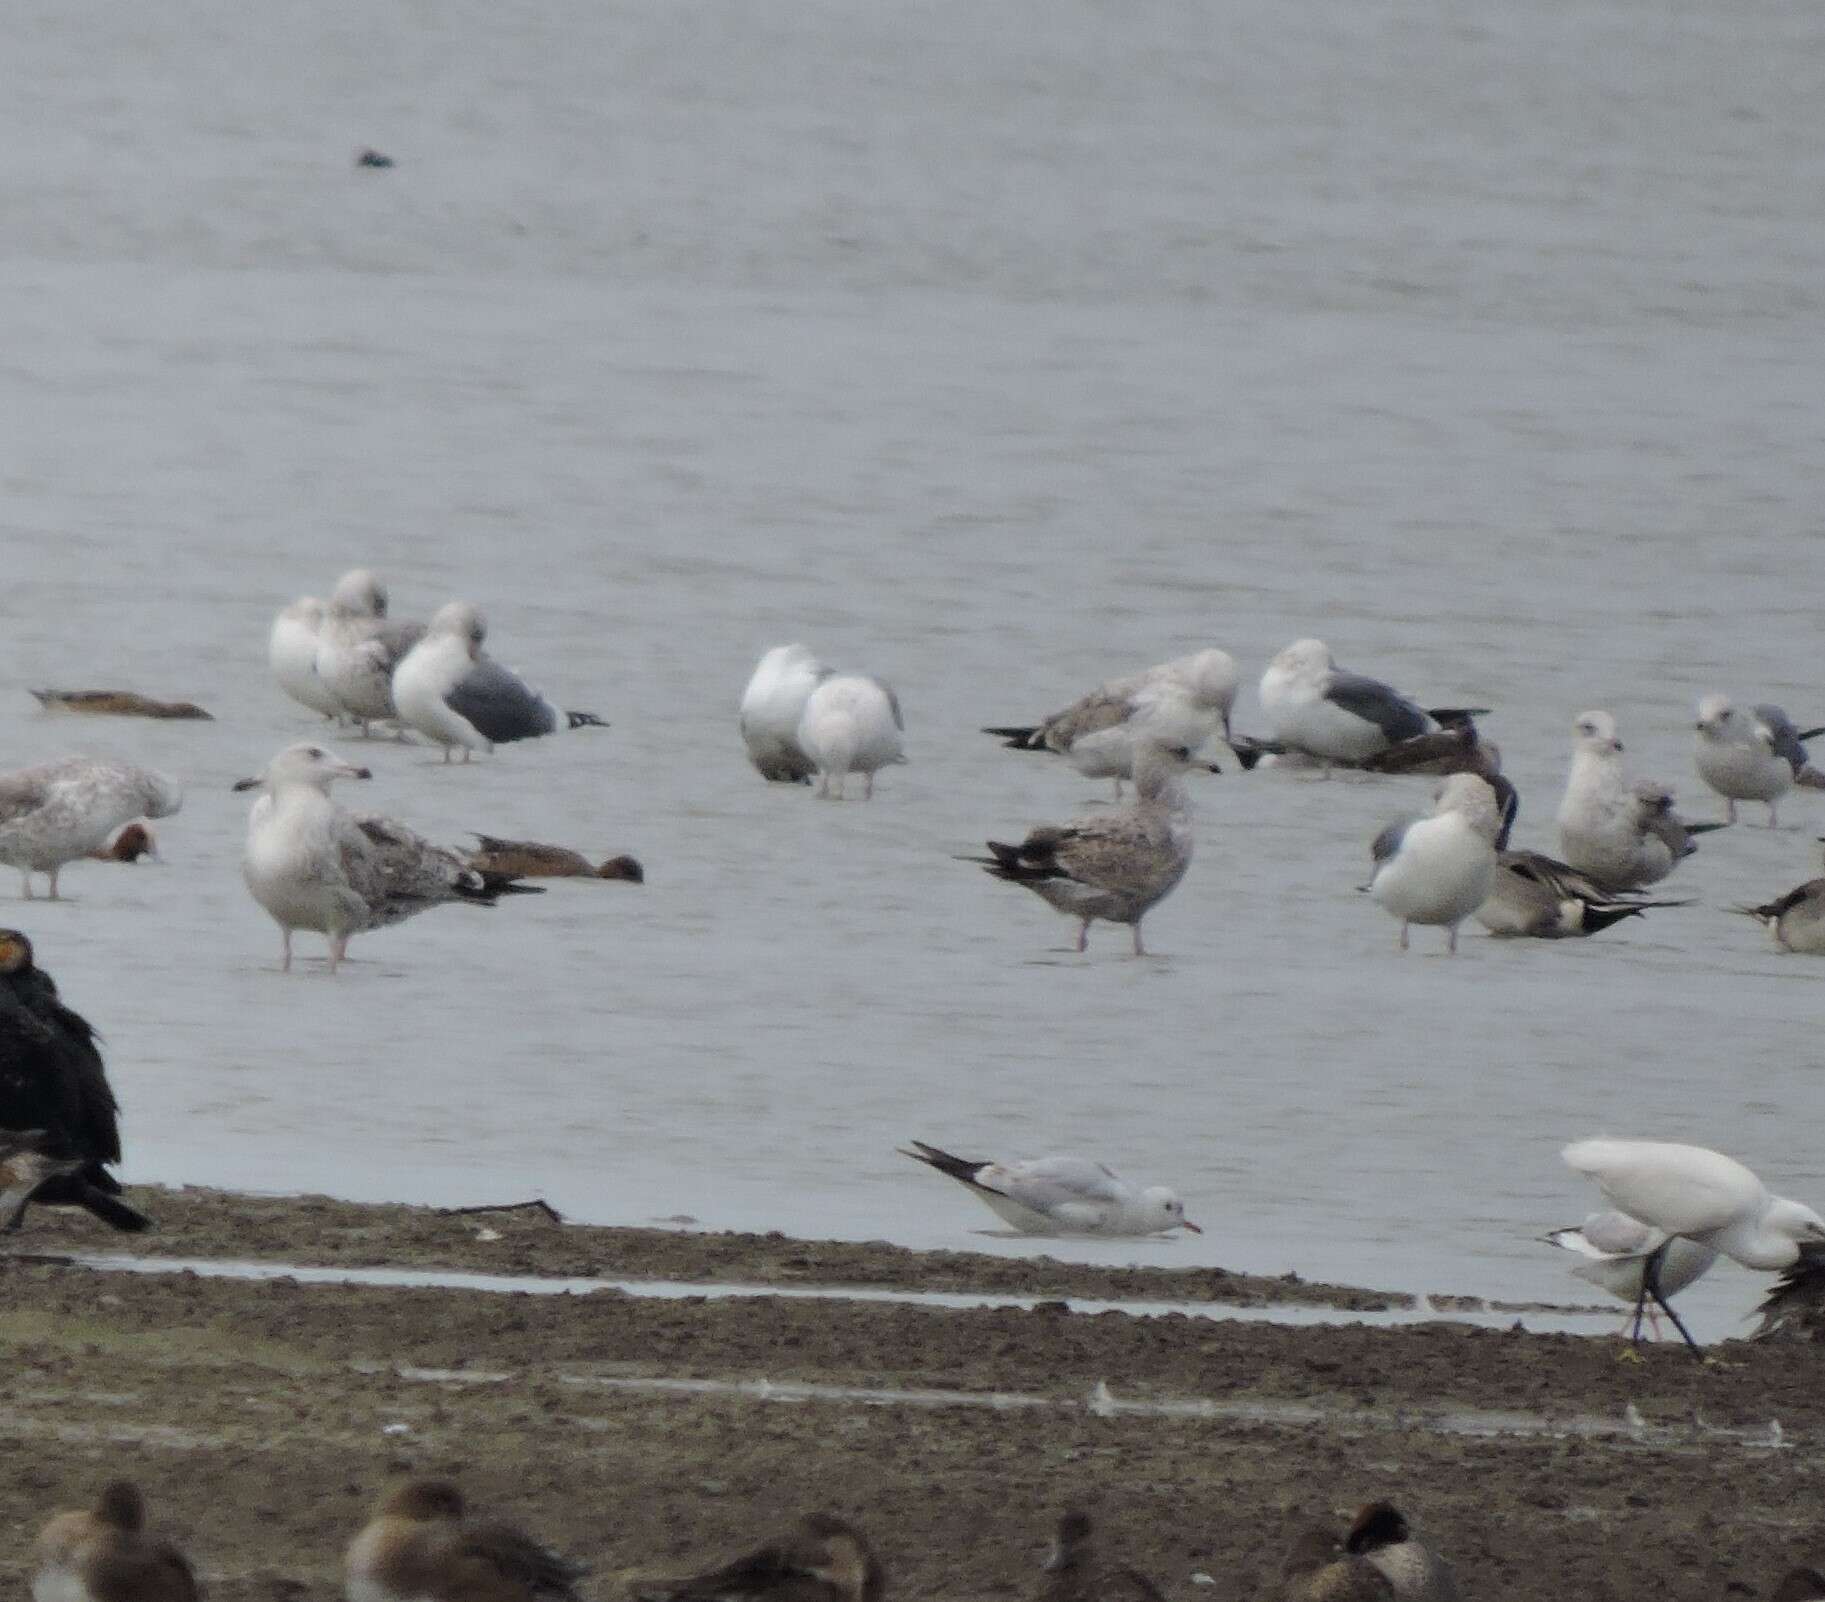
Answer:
xmin=1344 ymin=1505 xmax=1459 ymax=1602
xmin=1545 ymin=1211 xmax=1718 ymax=1338
xmin=391 ymin=602 xmax=607 ymax=761
xmin=234 ymin=743 xmax=543 ymax=974
xmin=740 ymin=643 xmax=834 ymax=783
xmin=1734 ymin=841 xmax=1825 ymax=953
xmin=33 ymin=1480 xmax=200 ymax=1602
xmin=1694 ymin=695 xmax=1825 ymax=825
xmin=632 ymin=1514 xmax=882 ymax=1602
xmin=269 ymin=596 xmax=347 ymax=721
xmin=983 ymin=649 xmax=1240 ymax=796
xmin=1476 ymin=779 xmax=1685 ymax=938
xmin=345 ymin=1479 xmax=587 ymax=1602
xmin=1258 ymin=638 xmax=1484 ymax=769
xmin=898 ymin=1140 xmax=1202 ymax=1236
xmin=314 ymin=568 xmax=427 ymax=734
xmin=1555 ymin=712 xmax=1720 ymax=891
xmin=1363 ymin=774 xmax=1502 ymax=953
xmin=1562 ymin=1137 xmax=1825 ymax=1354
xmin=797 ymin=673 xmax=906 ymax=799
xmin=0 ymin=756 xmax=182 ymax=900
xmin=969 ymin=738 xmax=1194 ymax=955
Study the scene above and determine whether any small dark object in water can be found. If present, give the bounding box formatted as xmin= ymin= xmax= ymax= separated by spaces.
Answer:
xmin=356 ymin=148 xmax=395 ymax=169
xmin=30 ymin=689 xmax=212 ymax=721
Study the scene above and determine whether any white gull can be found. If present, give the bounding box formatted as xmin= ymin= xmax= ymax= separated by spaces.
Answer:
xmin=739 ymin=643 xmax=833 ymax=783
xmin=268 ymin=596 xmax=343 ymax=721
xmin=0 ymin=758 xmax=182 ymax=899
xmin=390 ymin=602 xmax=607 ymax=762
xmin=1363 ymin=773 xmax=1501 ymax=953
xmin=983 ymin=648 xmax=1240 ymax=797
xmin=1545 ymin=1210 xmax=1718 ymax=1337
xmin=898 ymin=1141 xmax=1201 ymax=1236
xmin=1555 ymin=711 xmax=1719 ymax=891
xmin=233 ymin=743 xmax=542 ymax=973
xmin=313 ymin=568 xmax=427 ymax=734
xmin=1693 ymin=694 xmax=1825 ymax=826
xmin=1258 ymin=638 xmax=1481 ymax=768
xmin=797 ymin=673 xmax=906 ymax=799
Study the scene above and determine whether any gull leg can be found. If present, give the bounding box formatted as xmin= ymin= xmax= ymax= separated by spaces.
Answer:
xmin=1398 ymin=921 xmax=1410 ymax=952
xmin=19 ymin=872 xmax=32 ymax=900
xmin=1724 ymin=798 xmax=1736 ymax=825
xmin=1767 ymin=800 xmax=1779 ymax=827
xmin=1628 ymin=1250 xmax=1653 ymax=1344
xmin=442 ymin=747 xmax=452 ymax=765
xmin=45 ymin=868 xmax=60 ymax=901
xmin=1446 ymin=922 xmax=1459 ymax=955
xmin=1111 ymin=778 xmax=1124 ymax=802
xmin=1076 ymin=921 xmax=1090 ymax=954
xmin=864 ymin=772 xmax=875 ymax=800
xmin=1131 ymin=922 xmax=1146 ymax=957
xmin=280 ymin=929 xmax=293 ymax=974
xmin=326 ymin=934 xmax=348 ymax=975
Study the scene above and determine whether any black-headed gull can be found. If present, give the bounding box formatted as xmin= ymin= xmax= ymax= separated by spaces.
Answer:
xmin=899 ymin=1140 xmax=1201 ymax=1236
xmin=1545 ymin=1210 xmax=1717 ymax=1337
xmin=1694 ymin=695 xmax=1825 ymax=826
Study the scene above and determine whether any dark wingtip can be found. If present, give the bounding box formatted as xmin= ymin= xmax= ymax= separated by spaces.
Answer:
xmin=981 ymin=725 xmax=1046 ymax=751
xmin=566 ymin=711 xmax=609 ymax=730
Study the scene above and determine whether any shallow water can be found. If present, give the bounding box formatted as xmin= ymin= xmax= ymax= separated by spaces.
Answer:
xmin=2 ymin=0 xmax=1823 ymax=1345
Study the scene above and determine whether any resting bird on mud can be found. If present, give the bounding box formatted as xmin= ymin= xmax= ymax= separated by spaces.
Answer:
xmin=1279 ymin=1522 xmax=1394 ymax=1601
xmin=0 ymin=930 xmax=149 ymax=1232
xmin=345 ymin=1479 xmax=587 ymax=1602
xmin=1343 ymin=1504 xmax=1459 ymax=1602
xmin=32 ymin=1479 xmax=201 ymax=1602
xmin=632 ymin=1513 xmax=883 ymax=1602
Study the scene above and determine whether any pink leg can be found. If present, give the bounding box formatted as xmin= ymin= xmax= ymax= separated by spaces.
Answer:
xmin=1398 ymin=922 xmax=1410 ymax=951
xmin=19 ymin=874 xmax=32 ymax=900
xmin=326 ymin=933 xmax=348 ymax=975
xmin=1131 ymin=922 xmax=1146 ymax=957
xmin=45 ymin=868 xmax=60 ymax=901
xmin=1076 ymin=921 xmax=1090 ymax=953
xmin=863 ymin=772 xmax=875 ymax=800
xmin=1447 ymin=922 xmax=1460 ymax=955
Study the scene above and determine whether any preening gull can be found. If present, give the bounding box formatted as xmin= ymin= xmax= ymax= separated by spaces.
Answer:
xmin=1475 ymin=778 xmax=1684 ymax=938
xmin=969 ymin=738 xmax=1194 ymax=955
xmin=1555 ymin=712 xmax=1720 ymax=892
xmin=1693 ymin=695 xmax=1825 ymax=826
xmin=0 ymin=929 xmax=151 ymax=1232
xmin=630 ymin=1513 xmax=880 ymax=1602
xmin=1343 ymin=1505 xmax=1459 ymax=1602
xmin=740 ymin=643 xmax=833 ymax=783
xmin=1545 ymin=1210 xmax=1718 ymax=1337
xmin=345 ymin=1481 xmax=588 ymax=1602
xmin=467 ymin=834 xmax=644 ymax=882
xmin=1258 ymin=639 xmax=1483 ymax=768
xmin=1733 ymin=839 xmax=1825 ymax=953
xmin=32 ymin=1482 xmax=201 ymax=1602
xmin=797 ymin=673 xmax=905 ymax=799
xmin=314 ymin=569 xmax=427 ymax=733
xmin=391 ymin=602 xmax=607 ymax=761
xmin=1562 ymin=1137 xmax=1825 ymax=1352
xmin=898 ymin=1141 xmax=1201 ymax=1236
xmin=233 ymin=743 xmax=543 ymax=974
xmin=1363 ymin=774 xmax=1501 ymax=953
xmin=0 ymin=757 xmax=182 ymax=899
xmin=983 ymin=649 xmax=1240 ymax=796
xmin=269 ymin=596 xmax=345 ymax=721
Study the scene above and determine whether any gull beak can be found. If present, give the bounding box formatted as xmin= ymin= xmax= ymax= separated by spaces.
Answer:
xmin=1180 ymin=1219 xmax=1204 ymax=1234
xmin=231 ymin=776 xmax=261 ymax=792
xmin=342 ymin=764 xmax=374 ymax=781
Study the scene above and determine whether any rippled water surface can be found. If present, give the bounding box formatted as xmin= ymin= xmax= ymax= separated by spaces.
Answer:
xmin=4 ymin=0 xmax=1824 ymax=1341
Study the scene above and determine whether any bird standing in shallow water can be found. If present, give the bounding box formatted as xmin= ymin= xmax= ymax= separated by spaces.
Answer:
xmin=1363 ymin=774 xmax=1502 ymax=954
xmin=741 ymin=643 xmax=834 ymax=783
xmin=1693 ymin=694 xmax=1825 ymax=826
xmin=32 ymin=1479 xmax=200 ymax=1601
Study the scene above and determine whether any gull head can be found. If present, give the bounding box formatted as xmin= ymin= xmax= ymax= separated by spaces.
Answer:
xmin=1573 ymin=709 xmax=1623 ymax=756
xmin=1140 ymin=1186 xmax=1202 ymax=1233
xmin=1131 ymin=739 xmax=1196 ymax=801
xmin=1173 ymin=649 xmax=1242 ymax=716
xmin=233 ymin=743 xmax=373 ymax=794
xmin=1270 ymin=637 xmax=1335 ymax=682
xmin=1694 ymin=693 xmax=1738 ymax=741
xmin=429 ymin=600 xmax=488 ymax=659
xmin=330 ymin=567 xmax=388 ymax=620
xmin=1433 ymin=773 xmax=1502 ymax=840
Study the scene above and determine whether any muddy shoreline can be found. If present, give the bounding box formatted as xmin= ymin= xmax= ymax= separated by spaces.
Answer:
xmin=1 ymin=1190 xmax=1821 ymax=1601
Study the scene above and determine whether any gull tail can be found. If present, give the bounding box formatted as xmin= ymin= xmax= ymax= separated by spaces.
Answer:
xmin=1796 ymin=763 xmax=1825 ymax=790
xmin=898 ymin=1139 xmax=988 ymax=1185
xmin=564 ymin=710 xmax=608 ymax=730
xmin=981 ymin=725 xmax=1048 ymax=751
xmin=456 ymin=869 xmax=548 ymax=903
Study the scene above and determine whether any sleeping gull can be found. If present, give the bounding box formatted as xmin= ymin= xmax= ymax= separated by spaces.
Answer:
xmin=898 ymin=1141 xmax=1201 ymax=1236
xmin=797 ymin=673 xmax=906 ymax=799
xmin=1362 ymin=773 xmax=1501 ymax=953
xmin=1545 ymin=1210 xmax=1717 ymax=1338
xmin=268 ymin=596 xmax=344 ymax=721
xmin=233 ymin=743 xmax=542 ymax=974
xmin=740 ymin=643 xmax=833 ymax=783
xmin=0 ymin=757 xmax=181 ymax=900
xmin=969 ymin=738 xmax=1194 ymax=955
xmin=1732 ymin=839 xmax=1825 ymax=953
xmin=983 ymin=649 xmax=1240 ymax=796
xmin=1563 ymin=1137 xmax=1825 ymax=1352
xmin=314 ymin=568 xmax=427 ymax=734
xmin=1693 ymin=695 xmax=1825 ymax=826
xmin=1475 ymin=777 xmax=1684 ymax=938
xmin=390 ymin=602 xmax=607 ymax=761
xmin=1555 ymin=711 xmax=1721 ymax=891
xmin=1258 ymin=638 xmax=1484 ymax=769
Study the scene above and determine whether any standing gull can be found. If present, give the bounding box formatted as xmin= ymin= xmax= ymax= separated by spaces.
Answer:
xmin=1363 ymin=774 xmax=1501 ymax=953
xmin=1545 ymin=1210 xmax=1717 ymax=1337
xmin=234 ymin=743 xmax=542 ymax=974
xmin=391 ymin=602 xmax=607 ymax=761
xmin=1258 ymin=638 xmax=1483 ymax=768
xmin=984 ymin=648 xmax=1240 ymax=796
xmin=270 ymin=595 xmax=344 ymax=720
xmin=1562 ymin=1137 xmax=1825 ymax=1352
xmin=740 ymin=643 xmax=833 ymax=783
xmin=0 ymin=757 xmax=181 ymax=900
xmin=1693 ymin=695 xmax=1825 ymax=826
xmin=1733 ymin=839 xmax=1825 ymax=953
xmin=899 ymin=1141 xmax=1201 ymax=1236
xmin=797 ymin=673 xmax=905 ymax=799
xmin=314 ymin=568 xmax=427 ymax=734
xmin=970 ymin=738 xmax=1194 ymax=955
xmin=1555 ymin=711 xmax=1719 ymax=891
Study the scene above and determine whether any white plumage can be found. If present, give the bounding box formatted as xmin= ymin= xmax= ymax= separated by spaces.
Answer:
xmin=797 ymin=673 xmax=906 ymax=799
xmin=739 ymin=644 xmax=833 ymax=783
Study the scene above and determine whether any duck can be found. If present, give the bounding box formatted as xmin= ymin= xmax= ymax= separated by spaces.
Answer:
xmin=632 ymin=1513 xmax=882 ymax=1602
xmin=345 ymin=1479 xmax=587 ymax=1602
xmin=32 ymin=1479 xmax=200 ymax=1601
xmin=467 ymin=834 xmax=643 ymax=881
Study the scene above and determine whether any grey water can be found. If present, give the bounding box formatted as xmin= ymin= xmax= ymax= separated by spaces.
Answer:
xmin=2 ymin=0 xmax=1823 ymax=1345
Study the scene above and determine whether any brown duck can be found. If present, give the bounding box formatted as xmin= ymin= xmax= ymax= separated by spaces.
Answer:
xmin=468 ymin=833 xmax=643 ymax=882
